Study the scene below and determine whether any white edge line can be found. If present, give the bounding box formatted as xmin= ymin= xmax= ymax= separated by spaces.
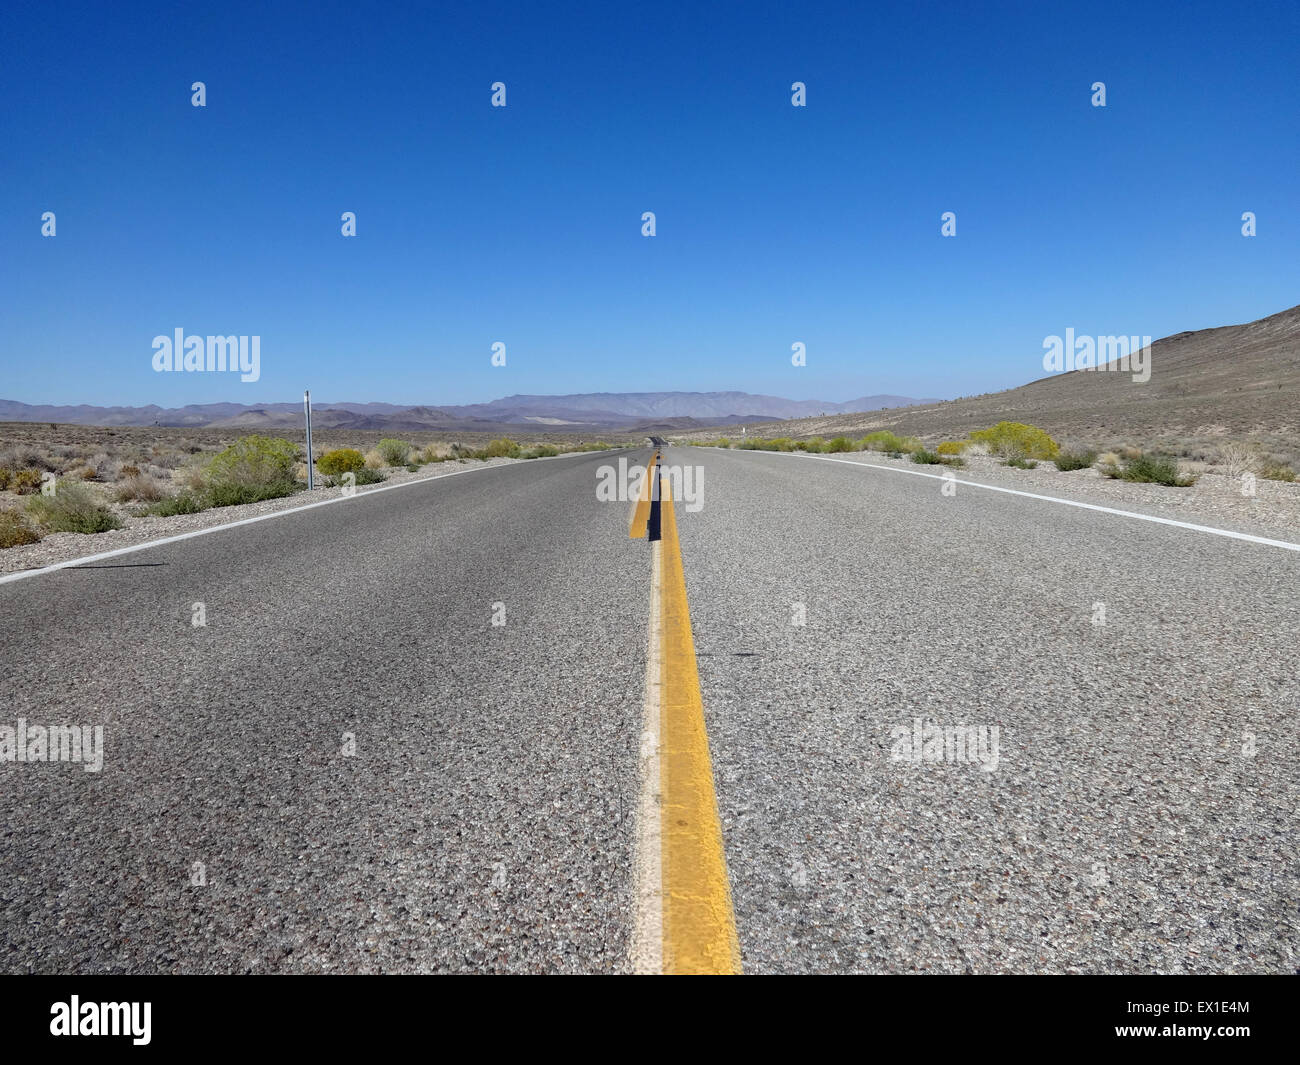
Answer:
xmin=712 ymin=448 xmax=1300 ymax=553
xmin=0 ymin=448 xmax=634 ymax=586
xmin=631 ymin=537 xmax=665 ymax=975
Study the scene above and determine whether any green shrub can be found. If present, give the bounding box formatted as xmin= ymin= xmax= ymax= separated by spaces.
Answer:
xmin=204 ymin=435 xmax=300 ymax=506
xmin=317 ymin=448 xmax=367 ymax=476
xmin=147 ymin=491 xmax=206 ymax=516
xmin=969 ymin=421 xmax=1060 ymax=460
xmin=0 ymin=509 xmax=42 ymax=547
xmin=1053 ymin=449 xmax=1098 ymax=471
xmin=205 ymin=481 xmax=291 ymax=507
xmin=9 ymin=468 xmax=45 ymax=495
xmin=25 ymin=480 xmax=122 ymax=533
xmin=523 ymin=444 xmax=560 ymax=459
xmin=1259 ymin=462 xmax=1297 ymax=482
xmin=862 ymin=431 xmax=919 ymax=453
xmin=375 ymin=439 xmax=411 ymax=466
xmin=1004 ymin=456 xmax=1038 ymax=469
xmin=1112 ymin=453 xmax=1196 ymax=487
xmin=825 ymin=436 xmax=854 ymax=453
xmin=354 ymin=467 xmax=386 ymax=486
xmin=911 ymin=449 xmax=943 ymax=464
xmin=479 ymin=438 xmax=521 ymax=459
xmin=936 ymin=440 xmax=967 ymax=456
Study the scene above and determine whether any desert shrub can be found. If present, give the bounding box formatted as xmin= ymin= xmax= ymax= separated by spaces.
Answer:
xmin=1115 ymin=454 xmax=1196 ymax=486
xmin=825 ymin=436 xmax=854 ymax=453
xmin=1053 ymin=449 xmax=1098 ymax=471
xmin=147 ymin=491 xmax=206 ymax=516
xmin=479 ymin=438 xmax=521 ymax=459
xmin=119 ymin=464 xmax=141 ymax=479
xmin=25 ymin=480 xmax=122 ymax=533
xmin=911 ymin=449 xmax=943 ymax=464
xmin=1216 ymin=441 xmax=1258 ymax=481
xmin=9 ymin=469 xmax=45 ymax=495
xmin=1259 ymin=461 xmax=1297 ymax=482
xmin=740 ymin=436 xmax=796 ymax=451
xmin=203 ymin=435 xmax=300 ymax=506
xmin=115 ymin=474 xmax=166 ymax=503
xmin=1102 ymin=452 xmax=1195 ymax=486
xmin=316 ymin=448 xmax=367 ymax=476
xmin=1004 ymin=456 xmax=1038 ymax=469
xmin=968 ymin=421 xmax=1060 ymax=460
xmin=523 ymin=444 xmax=560 ymax=459
xmin=936 ymin=440 xmax=967 ymax=456
xmin=376 ymin=439 xmax=411 ymax=466
xmin=0 ymin=468 xmax=9 ymax=491
xmin=176 ymin=463 xmax=207 ymax=492
xmin=861 ymin=431 xmax=908 ymax=452
xmin=0 ymin=509 xmax=42 ymax=547
xmin=85 ymin=453 xmax=116 ymax=478
xmin=0 ymin=447 xmax=57 ymax=472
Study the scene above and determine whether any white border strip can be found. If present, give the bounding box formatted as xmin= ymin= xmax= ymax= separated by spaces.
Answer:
xmin=0 ymin=448 xmax=632 ymax=586
xmin=630 ymin=537 xmax=665 ymax=975
xmin=732 ymin=449 xmax=1300 ymax=553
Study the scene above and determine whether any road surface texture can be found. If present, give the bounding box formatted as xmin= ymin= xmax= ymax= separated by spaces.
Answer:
xmin=1 ymin=445 xmax=1296 ymax=973
xmin=1 ymin=451 xmax=647 ymax=973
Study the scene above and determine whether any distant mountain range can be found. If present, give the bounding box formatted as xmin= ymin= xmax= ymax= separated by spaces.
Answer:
xmin=0 ymin=391 xmax=937 ymax=432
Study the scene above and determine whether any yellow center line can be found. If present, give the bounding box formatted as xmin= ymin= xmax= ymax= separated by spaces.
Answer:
xmin=629 ymin=450 xmax=660 ymax=539
xmin=656 ymin=469 xmax=742 ymax=975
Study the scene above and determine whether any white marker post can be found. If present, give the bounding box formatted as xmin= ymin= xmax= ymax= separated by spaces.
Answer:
xmin=304 ymin=389 xmax=314 ymax=491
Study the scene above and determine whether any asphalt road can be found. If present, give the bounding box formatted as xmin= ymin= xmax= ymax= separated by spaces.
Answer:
xmin=1 ymin=445 xmax=1296 ymax=973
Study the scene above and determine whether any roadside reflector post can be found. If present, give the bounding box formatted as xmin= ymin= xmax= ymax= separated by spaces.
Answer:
xmin=304 ymin=389 xmax=314 ymax=491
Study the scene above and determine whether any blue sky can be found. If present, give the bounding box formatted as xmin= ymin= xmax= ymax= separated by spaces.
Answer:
xmin=2 ymin=0 xmax=1297 ymax=408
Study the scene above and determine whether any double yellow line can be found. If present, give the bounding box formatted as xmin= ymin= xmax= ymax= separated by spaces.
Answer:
xmin=628 ymin=450 xmax=660 ymax=540
xmin=630 ymin=449 xmax=741 ymax=975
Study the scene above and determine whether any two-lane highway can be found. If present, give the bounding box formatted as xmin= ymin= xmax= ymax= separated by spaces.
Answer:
xmin=1 ymin=445 xmax=1296 ymax=973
